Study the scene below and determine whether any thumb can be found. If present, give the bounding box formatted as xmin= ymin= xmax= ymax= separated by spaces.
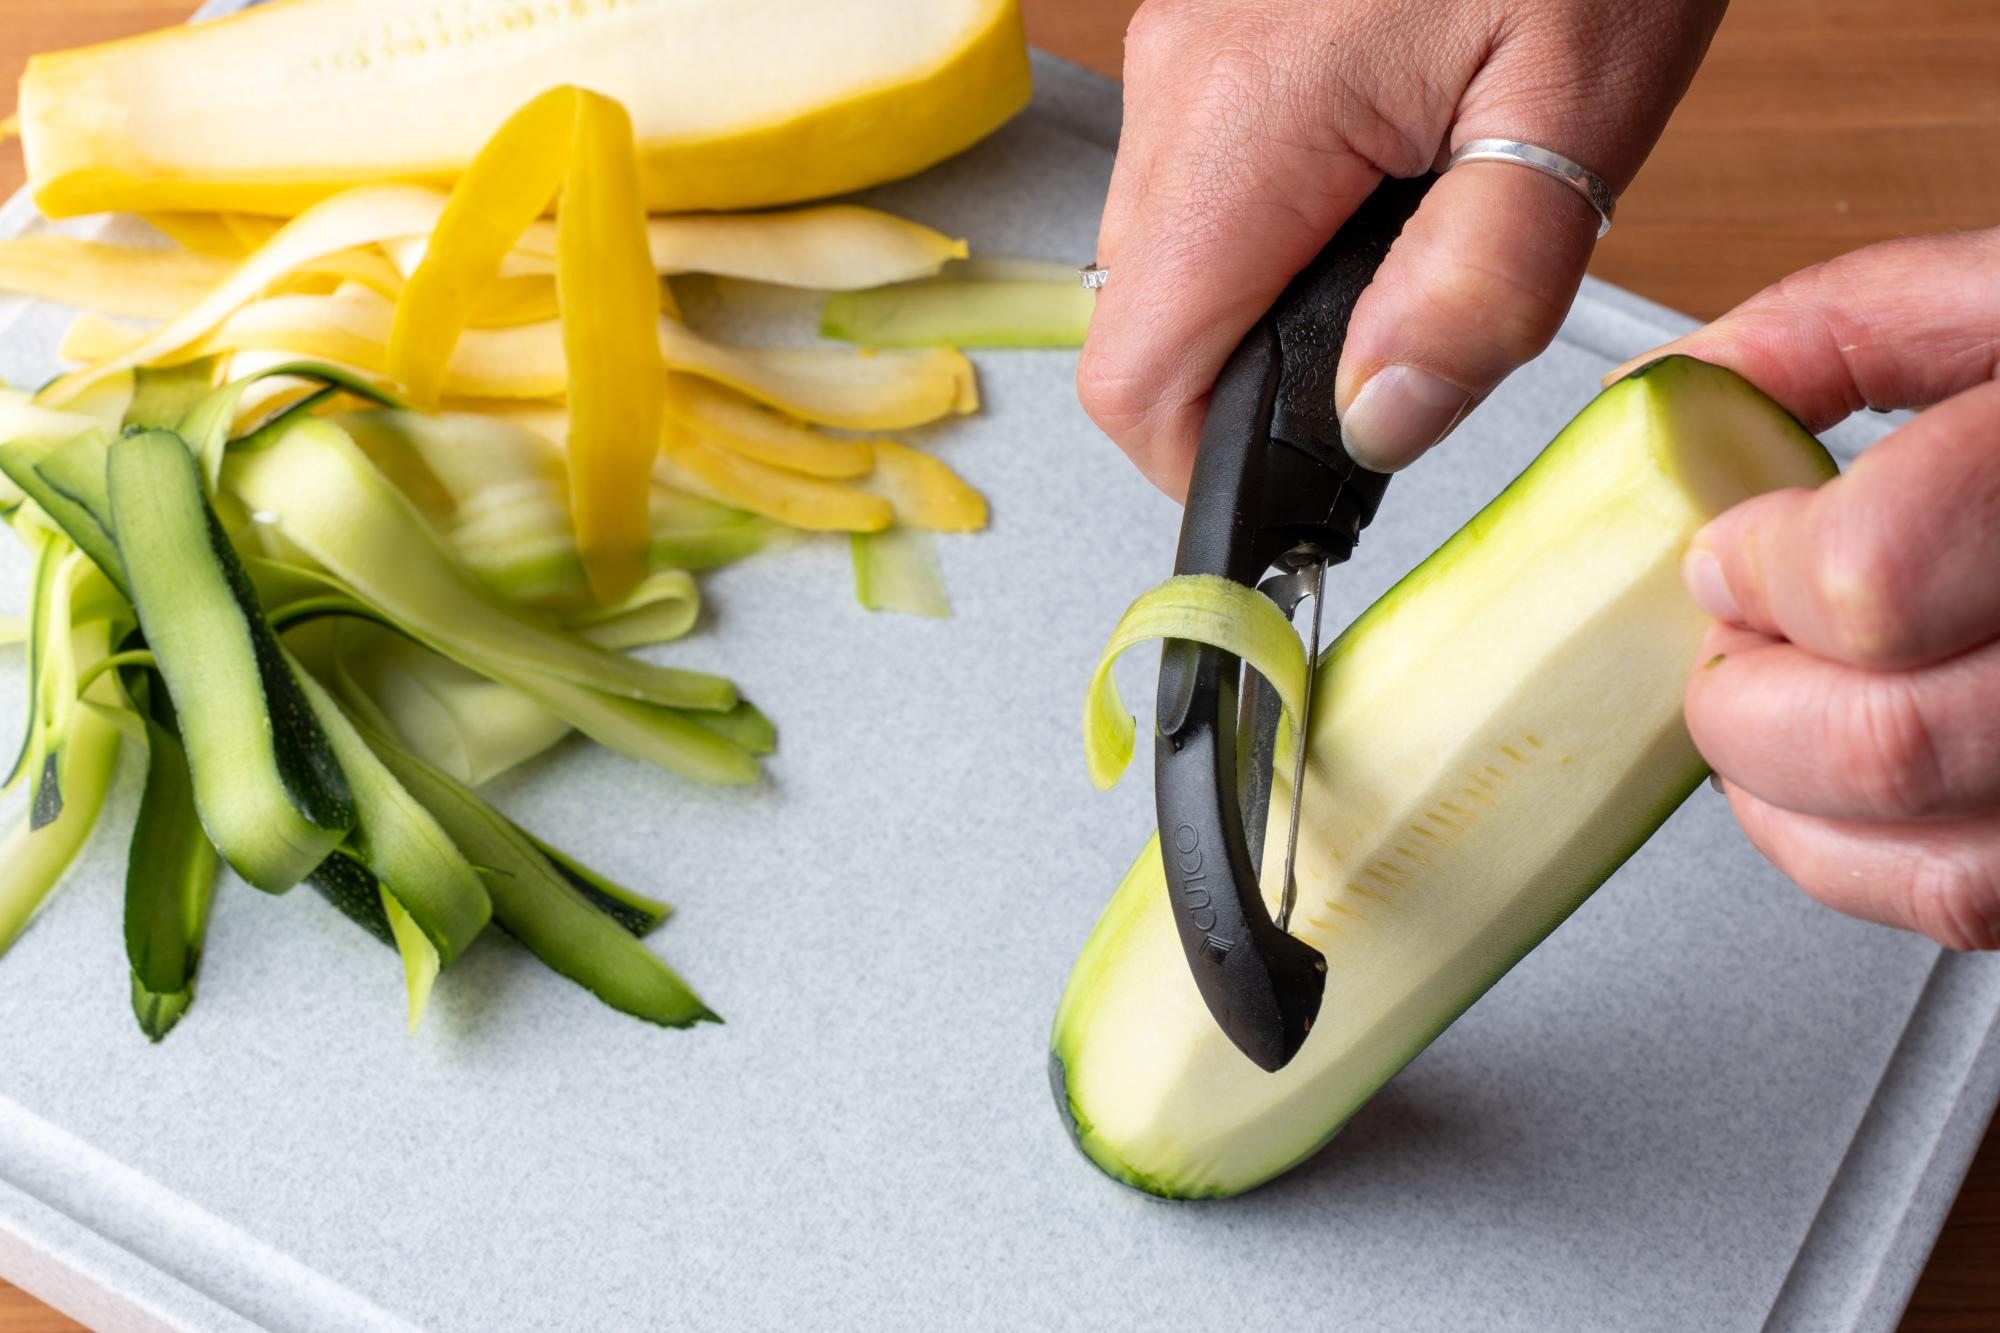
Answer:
xmin=1075 ymin=5 xmax=1453 ymax=499
xmin=1333 ymin=161 xmax=1602 ymax=470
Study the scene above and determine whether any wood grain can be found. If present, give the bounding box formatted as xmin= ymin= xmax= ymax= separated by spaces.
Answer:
xmin=0 ymin=2 xmax=1996 ymax=1329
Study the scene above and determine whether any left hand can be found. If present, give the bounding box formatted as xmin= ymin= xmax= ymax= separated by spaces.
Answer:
xmin=1637 ymin=228 xmax=2000 ymax=949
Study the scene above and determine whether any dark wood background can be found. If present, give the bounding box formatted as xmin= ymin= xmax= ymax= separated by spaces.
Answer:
xmin=1 ymin=1 xmax=1996 ymax=1328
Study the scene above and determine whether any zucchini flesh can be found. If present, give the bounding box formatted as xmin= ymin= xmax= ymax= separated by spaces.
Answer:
xmin=362 ymin=725 xmax=715 ymax=1029
xmin=108 ymin=428 xmax=355 ymax=892
xmin=1050 ymin=358 xmax=1841 ymax=1198
xmin=121 ymin=666 xmax=220 ymax=1043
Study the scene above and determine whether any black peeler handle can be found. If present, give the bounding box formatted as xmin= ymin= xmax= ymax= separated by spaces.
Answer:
xmin=1155 ymin=174 xmax=1434 ymax=1072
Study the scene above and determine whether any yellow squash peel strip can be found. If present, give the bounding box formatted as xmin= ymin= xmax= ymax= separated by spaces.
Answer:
xmin=38 ymin=184 xmax=449 ymax=404
xmin=1082 ymin=575 xmax=1308 ymax=791
xmin=110 ymin=290 xmax=976 ymax=431
xmin=871 ymin=440 xmax=988 ymax=531
xmin=660 ymin=424 xmax=893 ymax=534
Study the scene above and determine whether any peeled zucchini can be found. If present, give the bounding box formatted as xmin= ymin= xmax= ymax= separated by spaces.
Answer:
xmin=1050 ymin=358 xmax=1840 ymax=1198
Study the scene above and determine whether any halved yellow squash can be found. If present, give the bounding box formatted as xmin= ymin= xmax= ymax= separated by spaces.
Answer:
xmin=21 ymin=0 xmax=1031 ymax=219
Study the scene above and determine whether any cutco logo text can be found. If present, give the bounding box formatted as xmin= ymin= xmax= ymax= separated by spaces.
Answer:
xmin=1171 ymin=823 xmax=1226 ymax=946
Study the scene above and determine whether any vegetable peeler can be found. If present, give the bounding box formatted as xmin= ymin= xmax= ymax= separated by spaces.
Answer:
xmin=1155 ymin=173 xmax=1434 ymax=1073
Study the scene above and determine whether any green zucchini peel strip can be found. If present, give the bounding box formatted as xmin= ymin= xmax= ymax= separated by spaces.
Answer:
xmin=291 ymin=662 xmax=492 ymax=1031
xmin=0 ymin=634 xmax=121 ymax=958
xmin=821 ymin=276 xmax=1093 ymax=349
xmin=223 ymin=416 xmax=734 ymax=711
xmin=109 ymin=428 xmax=356 ymax=892
xmin=121 ymin=665 xmax=221 ymax=1043
xmin=1082 ymin=574 xmax=1307 ymax=792
xmin=363 ymin=723 xmax=715 ymax=1028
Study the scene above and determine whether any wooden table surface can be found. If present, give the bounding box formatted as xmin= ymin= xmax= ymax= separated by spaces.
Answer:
xmin=1 ymin=1 xmax=1996 ymax=1329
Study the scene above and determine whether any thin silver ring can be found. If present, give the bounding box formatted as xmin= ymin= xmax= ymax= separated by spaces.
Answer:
xmin=1445 ymin=138 xmax=1616 ymax=238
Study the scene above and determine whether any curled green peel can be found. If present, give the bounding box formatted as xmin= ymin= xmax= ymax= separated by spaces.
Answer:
xmin=1082 ymin=574 xmax=1306 ymax=791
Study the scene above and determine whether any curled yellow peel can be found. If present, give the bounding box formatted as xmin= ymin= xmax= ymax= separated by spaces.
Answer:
xmin=555 ymin=93 xmax=662 ymax=602
xmin=1082 ymin=575 xmax=1308 ymax=791
xmin=390 ymin=87 xmax=666 ymax=602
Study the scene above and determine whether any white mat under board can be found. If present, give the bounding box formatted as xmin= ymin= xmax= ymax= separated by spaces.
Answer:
xmin=0 ymin=10 xmax=1993 ymax=1329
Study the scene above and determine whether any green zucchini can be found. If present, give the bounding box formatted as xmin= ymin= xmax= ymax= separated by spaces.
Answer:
xmin=1050 ymin=357 xmax=1840 ymax=1199
xmin=107 ymin=428 xmax=355 ymax=893
xmin=120 ymin=664 xmax=220 ymax=1042
xmin=361 ymin=724 xmax=715 ymax=1028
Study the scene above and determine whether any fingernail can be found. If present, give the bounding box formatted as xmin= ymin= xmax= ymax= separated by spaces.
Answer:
xmin=1708 ymin=772 xmax=1726 ymax=794
xmin=1339 ymin=365 xmax=1473 ymax=472
xmin=1682 ymin=548 xmax=1741 ymax=623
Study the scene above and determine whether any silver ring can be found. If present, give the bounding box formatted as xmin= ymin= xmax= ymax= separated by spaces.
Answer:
xmin=1078 ymin=262 xmax=1108 ymax=291
xmin=1445 ymin=138 xmax=1616 ymax=238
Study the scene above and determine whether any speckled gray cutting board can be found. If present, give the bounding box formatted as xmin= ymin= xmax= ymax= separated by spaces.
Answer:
xmin=1 ymin=19 xmax=1996 ymax=1333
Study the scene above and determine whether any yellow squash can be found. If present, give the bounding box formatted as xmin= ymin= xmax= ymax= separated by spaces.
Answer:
xmin=21 ymin=0 xmax=1031 ymax=220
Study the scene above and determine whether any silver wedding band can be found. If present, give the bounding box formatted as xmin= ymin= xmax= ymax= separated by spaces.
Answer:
xmin=1077 ymin=138 xmax=1616 ymax=288
xmin=1445 ymin=138 xmax=1616 ymax=238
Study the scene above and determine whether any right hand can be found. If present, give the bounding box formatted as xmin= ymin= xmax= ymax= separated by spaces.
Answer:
xmin=1078 ymin=0 xmax=1727 ymax=497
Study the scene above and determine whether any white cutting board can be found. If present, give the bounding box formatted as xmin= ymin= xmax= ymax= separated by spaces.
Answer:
xmin=0 ymin=14 xmax=1995 ymax=1331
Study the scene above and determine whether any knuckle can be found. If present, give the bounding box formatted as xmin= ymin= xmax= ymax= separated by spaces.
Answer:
xmin=1836 ymin=679 xmax=1948 ymax=816
xmin=1417 ymin=260 xmax=1566 ymax=375
xmin=1907 ymin=849 xmax=2000 ymax=952
xmin=1810 ymin=511 xmax=1921 ymax=664
xmin=1074 ymin=344 xmax=1157 ymax=438
xmin=1123 ymin=0 xmax=1211 ymax=76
